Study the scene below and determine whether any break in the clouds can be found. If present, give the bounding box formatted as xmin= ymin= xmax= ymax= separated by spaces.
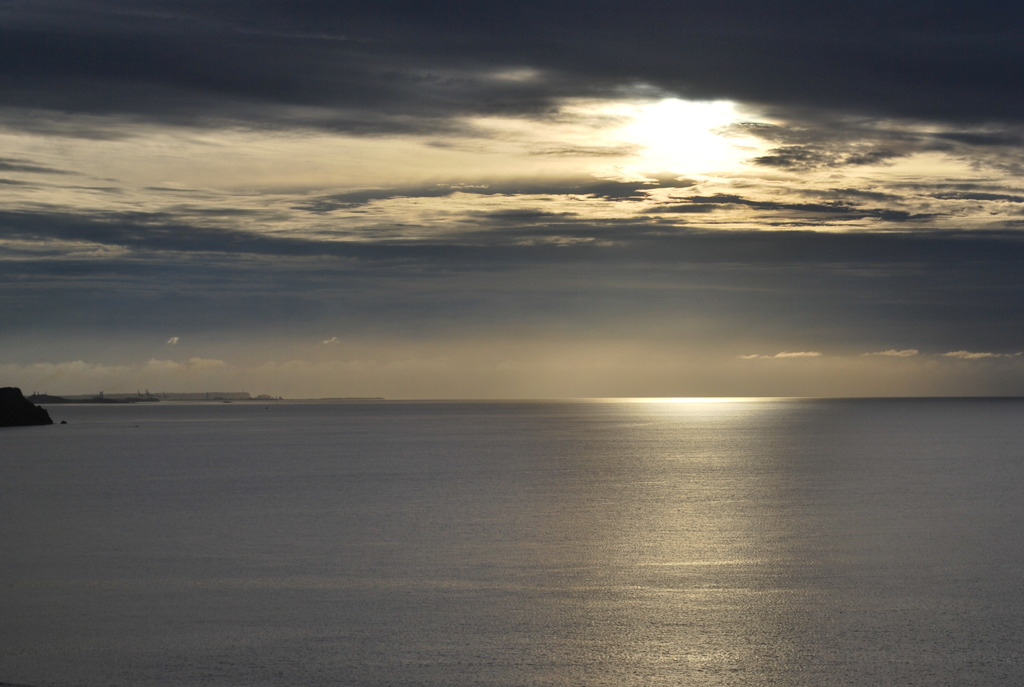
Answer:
xmin=1 ymin=1 xmax=1023 ymax=397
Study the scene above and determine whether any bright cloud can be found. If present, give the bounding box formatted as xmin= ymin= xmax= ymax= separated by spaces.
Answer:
xmin=942 ymin=350 xmax=1020 ymax=359
xmin=863 ymin=349 xmax=919 ymax=357
xmin=739 ymin=351 xmax=823 ymax=360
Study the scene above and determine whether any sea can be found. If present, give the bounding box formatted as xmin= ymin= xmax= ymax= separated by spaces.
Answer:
xmin=1 ymin=398 xmax=1023 ymax=687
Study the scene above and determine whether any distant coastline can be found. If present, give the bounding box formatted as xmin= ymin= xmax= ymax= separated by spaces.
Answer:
xmin=28 ymin=392 xmax=385 ymax=404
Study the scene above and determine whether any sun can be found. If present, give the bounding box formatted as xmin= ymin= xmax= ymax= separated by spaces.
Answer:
xmin=609 ymin=98 xmax=765 ymax=176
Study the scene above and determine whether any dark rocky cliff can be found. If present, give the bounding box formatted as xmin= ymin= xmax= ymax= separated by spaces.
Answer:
xmin=0 ymin=387 xmax=54 ymax=427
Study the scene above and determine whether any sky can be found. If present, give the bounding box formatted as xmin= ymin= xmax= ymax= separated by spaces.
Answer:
xmin=2 ymin=0 xmax=1023 ymax=398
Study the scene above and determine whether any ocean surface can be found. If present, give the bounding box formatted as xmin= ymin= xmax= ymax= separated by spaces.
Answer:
xmin=1 ymin=398 xmax=1023 ymax=686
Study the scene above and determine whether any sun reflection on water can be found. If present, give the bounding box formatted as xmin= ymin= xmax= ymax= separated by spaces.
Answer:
xmin=609 ymin=396 xmax=788 ymax=404
xmin=534 ymin=396 xmax=808 ymax=682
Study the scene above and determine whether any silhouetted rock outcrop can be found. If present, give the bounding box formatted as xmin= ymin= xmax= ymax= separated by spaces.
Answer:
xmin=0 ymin=387 xmax=54 ymax=427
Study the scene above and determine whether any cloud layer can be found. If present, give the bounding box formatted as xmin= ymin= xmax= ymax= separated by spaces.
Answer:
xmin=2 ymin=1 xmax=1023 ymax=397
xmin=5 ymin=1 xmax=1024 ymax=131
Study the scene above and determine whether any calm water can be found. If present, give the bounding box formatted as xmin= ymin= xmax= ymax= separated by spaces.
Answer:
xmin=1 ymin=398 xmax=1023 ymax=686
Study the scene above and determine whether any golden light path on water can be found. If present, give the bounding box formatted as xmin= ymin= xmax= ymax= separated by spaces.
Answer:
xmin=524 ymin=396 xmax=810 ymax=682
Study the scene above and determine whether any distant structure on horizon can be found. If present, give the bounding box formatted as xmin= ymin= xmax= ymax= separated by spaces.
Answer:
xmin=154 ymin=391 xmax=254 ymax=401
xmin=27 ymin=391 xmax=282 ymax=403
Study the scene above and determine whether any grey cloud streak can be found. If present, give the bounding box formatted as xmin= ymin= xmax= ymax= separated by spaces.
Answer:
xmin=297 ymin=176 xmax=698 ymax=213
xmin=3 ymin=206 xmax=1022 ymax=356
xmin=6 ymin=205 xmax=1023 ymax=263
xmin=648 ymin=194 xmax=938 ymax=224
xmin=0 ymin=156 xmax=76 ymax=175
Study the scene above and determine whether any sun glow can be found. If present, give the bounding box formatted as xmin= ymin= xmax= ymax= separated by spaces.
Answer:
xmin=610 ymin=98 xmax=766 ymax=176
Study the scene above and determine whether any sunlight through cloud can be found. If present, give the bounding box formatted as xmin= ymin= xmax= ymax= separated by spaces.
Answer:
xmin=607 ymin=98 xmax=768 ymax=176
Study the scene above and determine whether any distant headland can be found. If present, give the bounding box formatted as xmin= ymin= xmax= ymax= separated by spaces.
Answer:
xmin=25 ymin=391 xmax=385 ymax=404
xmin=1 ymin=387 xmax=54 ymax=426
xmin=27 ymin=391 xmax=276 ymax=404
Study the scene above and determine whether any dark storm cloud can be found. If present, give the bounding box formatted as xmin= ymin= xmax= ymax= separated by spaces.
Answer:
xmin=4 ymin=0 xmax=1024 ymax=134
xmin=931 ymin=132 xmax=1024 ymax=147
